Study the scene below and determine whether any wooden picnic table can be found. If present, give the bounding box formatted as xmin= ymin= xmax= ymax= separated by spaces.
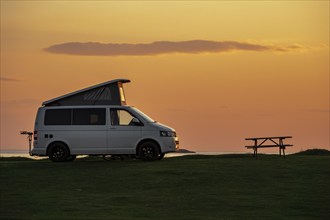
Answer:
xmin=245 ymin=136 xmax=293 ymax=158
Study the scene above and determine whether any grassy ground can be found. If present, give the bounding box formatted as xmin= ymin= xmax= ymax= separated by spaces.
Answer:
xmin=0 ymin=154 xmax=329 ymax=220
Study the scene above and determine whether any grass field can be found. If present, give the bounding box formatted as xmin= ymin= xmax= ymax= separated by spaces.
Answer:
xmin=0 ymin=154 xmax=329 ymax=220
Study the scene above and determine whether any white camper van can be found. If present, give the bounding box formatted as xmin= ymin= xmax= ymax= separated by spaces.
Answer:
xmin=30 ymin=79 xmax=179 ymax=162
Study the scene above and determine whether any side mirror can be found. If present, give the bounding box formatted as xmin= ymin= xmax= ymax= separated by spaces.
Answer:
xmin=130 ymin=117 xmax=143 ymax=126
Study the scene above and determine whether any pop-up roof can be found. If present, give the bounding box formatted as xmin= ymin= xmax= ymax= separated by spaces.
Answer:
xmin=43 ymin=79 xmax=130 ymax=106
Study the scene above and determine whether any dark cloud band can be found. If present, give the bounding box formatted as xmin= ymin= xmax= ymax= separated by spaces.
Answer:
xmin=45 ymin=40 xmax=304 ymax=56
xmin=0 ymin=77 xmax=22 ymax=82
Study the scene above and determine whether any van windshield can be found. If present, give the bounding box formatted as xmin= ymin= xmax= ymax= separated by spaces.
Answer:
xmin=130 ymin=107 xmax=155 ymax=123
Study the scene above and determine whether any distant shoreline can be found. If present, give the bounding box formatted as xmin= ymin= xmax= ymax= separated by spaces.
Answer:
xmin=175 ymin=149 xmax=196 ymax=153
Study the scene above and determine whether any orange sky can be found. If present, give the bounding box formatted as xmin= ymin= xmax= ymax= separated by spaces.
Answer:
xmin=1 ymin=1 xmax=329 ymax=153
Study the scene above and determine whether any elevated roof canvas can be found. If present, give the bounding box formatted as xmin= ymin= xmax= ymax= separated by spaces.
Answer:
xmin=43 ymin=79 xmax=130 ymax=106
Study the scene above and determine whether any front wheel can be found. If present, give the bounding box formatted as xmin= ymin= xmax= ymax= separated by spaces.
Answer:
xmin=138 ymin=141 xmax=160 ymax=161
xmin=48 ymin=143 xmax=69 ymax=162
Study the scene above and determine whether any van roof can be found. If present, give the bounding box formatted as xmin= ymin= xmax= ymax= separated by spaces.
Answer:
xmin=40 ymin=105 xmax=133 ymax=109
xmin=43 ymin=79 xmax=130 ymax=106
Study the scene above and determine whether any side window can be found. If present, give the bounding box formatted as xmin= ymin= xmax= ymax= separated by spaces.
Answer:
xmin=73 ymin=108 xmax=106 ymax=125
xmin=110 ymin=109 xmax=140 ymax=126
xmin=44 ymin=109 xmax=71 ymax=125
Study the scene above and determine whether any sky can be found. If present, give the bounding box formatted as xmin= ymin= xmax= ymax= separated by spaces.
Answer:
xmin=1 ymin=1 xmax=329 ymax=153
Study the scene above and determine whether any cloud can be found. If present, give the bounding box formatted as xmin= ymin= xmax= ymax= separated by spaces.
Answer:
xmin=0 ymin=77 xmax=22 ymax=82
xmin=45 ymin=40 xmax=305 ymax=56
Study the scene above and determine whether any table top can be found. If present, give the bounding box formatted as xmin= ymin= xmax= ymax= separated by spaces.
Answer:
xmin=245 ymin=136 xmax=292 ymax=140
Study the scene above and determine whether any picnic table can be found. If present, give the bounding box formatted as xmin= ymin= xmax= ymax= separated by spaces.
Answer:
xmin=245 ymin=136 xmax=293 ymax=158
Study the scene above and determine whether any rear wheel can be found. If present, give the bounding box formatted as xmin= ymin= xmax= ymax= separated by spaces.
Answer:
xmin=48 ymin=143 xmax=69 ymax=162
xmin=138 ymin=141 xmax=160 ymax=161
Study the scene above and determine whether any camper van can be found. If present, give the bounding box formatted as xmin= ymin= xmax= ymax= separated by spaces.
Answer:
xmin=30 ymin=79 xmax=179 ymax=162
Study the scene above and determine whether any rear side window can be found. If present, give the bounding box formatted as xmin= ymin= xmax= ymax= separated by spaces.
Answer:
xmin=44 ymin=108 xmax=106 ymax=125
xmin=73 ymin=109 xmax=106 ymax=125
xmin=44 ymin=109 xmax=71 ymax=125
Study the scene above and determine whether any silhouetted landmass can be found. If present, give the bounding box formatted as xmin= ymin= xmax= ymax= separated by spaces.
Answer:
xmin=293 ymin=148 xmax=330 ymax=156
xmin=176 ymin=149 xmax=195 ymax=153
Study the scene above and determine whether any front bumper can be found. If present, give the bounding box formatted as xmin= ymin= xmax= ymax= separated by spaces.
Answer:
xmin=160 ymin=137 xmax=179 ymax=153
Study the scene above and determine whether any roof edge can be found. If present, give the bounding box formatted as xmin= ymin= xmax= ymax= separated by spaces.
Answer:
xmin=42 ymin=78 xmax=130 ymax=106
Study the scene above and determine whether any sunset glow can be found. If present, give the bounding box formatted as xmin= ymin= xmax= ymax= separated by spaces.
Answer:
xmin=1 ymin=1 xmax=329 ymax=153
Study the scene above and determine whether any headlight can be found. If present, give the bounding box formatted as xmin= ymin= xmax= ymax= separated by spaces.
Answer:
xmin=160 ymin=131 xmax=176 ymax=137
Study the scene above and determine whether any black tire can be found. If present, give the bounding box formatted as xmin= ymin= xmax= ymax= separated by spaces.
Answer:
xmin=157 ymin=153 xmax=165 ymax=160
xmin=138 ymin=141 xmax=160 ymax=161
xmin=66 ymin=155 xmax=76 ymax=162
xmin=48 ymin=142 xmax=69 ymax=162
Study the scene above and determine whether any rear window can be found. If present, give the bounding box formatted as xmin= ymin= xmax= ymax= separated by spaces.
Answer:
xmin=44 ymin=109 xmax=71 ymax=125
xmin=44 ymin=108 xmax=106 ymax=125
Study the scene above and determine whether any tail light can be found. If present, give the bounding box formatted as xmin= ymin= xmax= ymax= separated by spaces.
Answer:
xmin=34 ymin=131 xmax=38 ymax=140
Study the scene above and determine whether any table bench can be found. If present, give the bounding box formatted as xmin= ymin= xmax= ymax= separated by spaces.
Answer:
xmin=245 ymin=136 xmax=293 ymax=158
